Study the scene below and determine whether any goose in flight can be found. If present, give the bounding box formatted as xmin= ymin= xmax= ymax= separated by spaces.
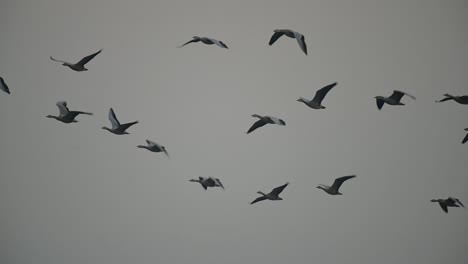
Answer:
xmin=246 ymin=114 xmax=286 ymax=134
xmin=178 ymin=36 xmax=228 ymax=49
xmin=297 ymin=82 xmax=337 ymax=109
xmin=375 ymin=90 xmax=416 ymax=110
xmin=431 ymin=197 xmax=464 ymax=213
xmin=317 ymin=175 xmax=356 ymax=195
xmin=462 ymin=128 xmax=468 ymax=144
xmin=251 ymin=182 xmax=289 ymax=205
xmin=269 ymin=29 xmax=307 ymax=55
xmin=436 ymin=94 xmax=468 ymax=105
xmin=50 ymin=49 xmax=102 ymax=71
xmin=102 ymin=108 xmax=138 ymax=135
xmin=0 ymin=77 xmax=10 ymax=94
xmin=137 ymin=140 xmax=169 ymax=158
xmin=46 ymin=101 xmax=92 ymax=123
xmin=190 ymin=177 xmax=225 ymax=190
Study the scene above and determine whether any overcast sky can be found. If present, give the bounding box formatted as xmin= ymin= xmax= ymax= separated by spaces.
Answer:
xmin=1 ymin=0 xmax=467 ymax=264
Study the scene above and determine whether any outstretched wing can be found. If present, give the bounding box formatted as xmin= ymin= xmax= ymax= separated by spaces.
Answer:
xmin=246 ymin=119 xmax=267 ymax=134
xmin=271 ymin=182 xmax=289 ymax=196
xmin=331 ymin=175 xmax=356 ymax=192
xmin=269 ymin=31 xmax=284 ymax=45
xmin=146 ymin=139 xmax=157 ymax=147
xmin=250 ymin=196 xmax=267 ymax=205
xmin=294 ymin=31 xmax=307 ymax=55
xmin=214 ymin=178 xmax=225 ymax=189
xmin=390 ymin=90 xmax=416 ymax=102
xmin=50 ymin=56 xmax=68 ymax=64
xmin=178 ymin=38 xmax=200 ymax=48
xmin=207 ymin=38 xmax=228 ymax=49
xmin=376 ymin=98 xmax=385 ymax=110
xmin=312 ymin=82 xmax=337 ymax=104
xmin=77 ymin=49 xmax=102 ymax=66
xmin=267 ymin=116 xmax=286 ymax=126
xmin=455 ymin=199 xmax=465 ymax=208
xmin=0 ymin=77 xmax=11 ymax=94
xmin=108 ymin=108 xmax=120 ymax=129
xmin=439 ymin=203 xmax=448 ymax=213
xmin=462 ymin=133 xmax=468 ymax=144
xmin=56 ymin=101 xmax=70 ymax=117
xmin=120 ymin=121 xmax=139 ymax=131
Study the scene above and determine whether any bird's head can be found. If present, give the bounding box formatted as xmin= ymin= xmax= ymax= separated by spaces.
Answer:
xmin=46 ymin=115 xmax=55 ymax=119
xmin=101 ymin=126 xmax=110 ymax=131
xmin=137 ymin=145 xmax=145 ymax=148
xmin=251 ymin=114 xmax=262 ymax=119
xmin=189 ymin=179 xmax=198 ymax=183
xmin=297 ymin=97 xmax=305 ymax=103
xmin=430 ymin=199 xmax=439 ymax=203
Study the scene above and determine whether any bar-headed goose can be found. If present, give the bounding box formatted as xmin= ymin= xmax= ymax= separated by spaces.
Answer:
xmin=298 ymin=82 xmax=337 ymax=109
xmin=137 ymin=140 xmax=169 ymax=158
xmin=251 ymin=182 xmax=289 ymax=205
xmin=50 ymin=49 xmax=102 ymax=71
xmin=246 ymin=114 xmax=286 ymax=134
xmin=431 ymin=197 xmax=464 ymax=213
xmin=178 ymin=36 xmax=228 ymax=49
xmin=317 ymin=175 xmax=356 ymax=195
xmin=269 ymin=29 xmax=307 ymax=55
xmin=436 ymin=94 xmax=468 ymax=105
xmin=190 ymin=177 xmax=224 ymax=190
xmin=375 ymin=90 xmax=416 ymax=110
xmin=102 ymin=108 xmax=138 ymax=135
xmin=46 ymin=101 xmax=92 ymax=123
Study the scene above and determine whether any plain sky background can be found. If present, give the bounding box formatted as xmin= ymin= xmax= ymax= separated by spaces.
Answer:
xmin=1 ymin=0 xmax=467 ymax=263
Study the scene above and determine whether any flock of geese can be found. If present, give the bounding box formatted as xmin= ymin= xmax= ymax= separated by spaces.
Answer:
xmin=0 ymin=28 xmax=466 ymax=212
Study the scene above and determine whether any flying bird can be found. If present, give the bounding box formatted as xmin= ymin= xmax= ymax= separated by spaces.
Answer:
xmin=317 ymin=175 xmax=356 ymax=195
xmin=137 ymin=140 xmax=169 ymax=158
xmin=462 ymin=128 xmax=468 ymax=144
xmin=178 ymin=36 xmax=228 ymax=49
xmin=375 ymin=90 xmax=416 ymax=110
xmin=46 ymin=101 xmax=92 ymax=123
xmin=0 ymin=77 xmax=10 ymax=94
xmin=436 ymin=94 xmax=468 ymax=105
xmin=431 ymin=197 xmax=464 ymax=213
xmin=102 ymin=108 xmax=138 ymax=135
xmin=251 ymin=182 xmax=289 ymax=205
xmin=190 ymin=177 xmax=225 ymax=190
xmin=50 ymin=49 xmax=102 ymax=71
xmin=297 ymin=82 xmax=337 ymax=109
xmin=246 ymin=114 xmax=286 ymax=134
xmin=269 ymin=29 xmax=307 ymax=55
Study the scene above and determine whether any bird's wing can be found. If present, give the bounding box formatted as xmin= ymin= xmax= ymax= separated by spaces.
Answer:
xmin=268 ymin=31 xmax=284 ymax=45
xmin=76 ymin=49 xmax=102 ymax=66
xmin=50 ymin=56 xmax=68 ymax=64
xmin=294 ymin=32 xmax=307 ymax=55
xmin=376 ymin=98 xmax=385 ymax=110
xmin=214 ymin=178 xmax=225 ymax=189
xmin=439 ymin=203 xmax=448 ymax=213
xmin=247 ymin=119 xmax=267 ymax=134
xmin=271 ymin=182 xmax=289 ymax=196
xmin=331 ymin=175 xmax=356 ymax=191
xmin=119 ymin=121 xmax=139 ymax=131
xmin=250 ymin=196 xmax=267 ymax=205
xmin=267 ymin=116 xmax=286 ymax=126
xmin=108 ymin=108 xmax=121 ymax=128
xmin=56 ymin=101 xmax=70 ymax=117
xmin=462 ymin=133 xmax=468 ymax=144
xmin=312 ymin=82 xmax=337 ymax=104
xmin=177 ymin=38 xmax=200 ymax=48
xmin=0 ymin=77 xmax=10 ymax=94
xmin=455 ymin=199 xmax=464 ymax=208
xmin=390 ymin=90 xmax=416 ymax=101
xmin=207 ymin=38 xmax=228 ymax=49
xmin=146 ymin=139 xmax=157 ymax=146
xmin=436 ymin=97 xmax=452 ymax=103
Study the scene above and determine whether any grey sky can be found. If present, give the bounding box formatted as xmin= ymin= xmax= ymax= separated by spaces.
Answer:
xmin=1 ymin=0 xmax=467 ymax=264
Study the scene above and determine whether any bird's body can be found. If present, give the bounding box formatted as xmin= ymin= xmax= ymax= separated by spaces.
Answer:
xmin=375 ymin=90 xmax=416 ymax=110
xmin=46 ymin=101 xmax=92 ymax=123
xmin=436 ymin=94 xmax=468 ymax=105
xmin=269 ymin=29 xmax=307 ymax=55
xmin=102 ymin=108 xmax=138 ymax=135
xmin=246 ymin=114 xmax=286 ymax=134
xmin=431 ymin=197 xmax=464 ymax=213
xmin=178 ymin=36 xmax=228 ymax=49
xmin=190 ymin=177 xmax=224 ymax=190
xmin=137 ymin=140 xmax=169 ymax=157
xmin=298 ymin=82 xmax=337 ymax=109
xmin=0 ymin=77 xmax=11 ymax=94
xmin=251 ymin=182 xmax=289 ymax=204
xmin=50 ymin=49 xmax=102 ymax=71
xmin=317 ymin=175 xmax=356 ymax=195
